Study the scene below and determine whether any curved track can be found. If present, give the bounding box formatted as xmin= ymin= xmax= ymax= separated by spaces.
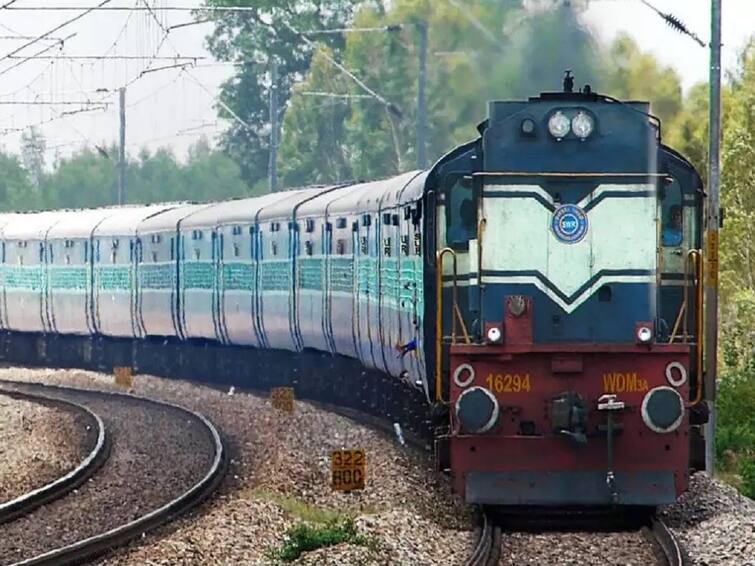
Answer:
xmin=649 ymin=516 xmax=687 ymax=566
xmin=465 ymin=510 xmax=501 ymax=566
xmin=0 ymin=389 xmax=109 ymax=525
xmin=0 ymin=380 xmax=227 ymax=566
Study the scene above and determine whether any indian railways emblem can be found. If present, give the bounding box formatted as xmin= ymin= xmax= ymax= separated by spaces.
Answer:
xmin=551 ymin=204 xmax=588 ymax=244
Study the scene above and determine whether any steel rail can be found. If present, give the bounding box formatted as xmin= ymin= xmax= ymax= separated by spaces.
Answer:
xmin=0 ymin=381 xmax=227 ymax=566
xmin=0 ymin=389 xmax=109 ymax=525
xmin=650 ymin=516 xmax=687 ymax=566
xmin=464 ymin=509 xmax=500 ymax=566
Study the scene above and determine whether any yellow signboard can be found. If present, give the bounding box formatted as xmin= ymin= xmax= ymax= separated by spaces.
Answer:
xmin=706 ymin=230 xmax=719 ymax=287
xmin=270 ymin=387 xmax=295 ymax=413
xmin=331 ymin=449 xmax=366 ymax=491
xmin=114 ymin=366 xmax=133 ymax=390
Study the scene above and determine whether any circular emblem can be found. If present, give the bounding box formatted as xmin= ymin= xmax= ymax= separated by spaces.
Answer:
xmin=551 ymin=204 xmax=588 ymax=244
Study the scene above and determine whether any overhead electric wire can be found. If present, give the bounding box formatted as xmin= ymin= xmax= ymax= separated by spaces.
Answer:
xmin=2 ymin=4 xmax=261 ymax=10
xmin=639 ymin=0 xmax=706 ymax=47
xmin=0 ymin=32 xmax=77 ymax=79
xmin=281 ymin=19 xmax=402 ymax=117
xmin=5 ymin=54 xmax=205 ymax=60
xmin=0 ymin=0 xmax=112 ymax=64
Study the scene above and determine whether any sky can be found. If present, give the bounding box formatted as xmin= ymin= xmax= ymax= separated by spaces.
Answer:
xmin=0 ymin=0 xmax=752 ymax=166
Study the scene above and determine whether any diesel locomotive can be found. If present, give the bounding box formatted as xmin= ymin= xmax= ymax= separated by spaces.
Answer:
xmin=0 ymin=80 xmax=708 ymax=508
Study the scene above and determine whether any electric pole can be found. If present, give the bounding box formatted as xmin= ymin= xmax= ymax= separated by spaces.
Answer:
xmin=118 ymin=87 xmax=126 ymax=205
xmin=416 ymin=21 xmax=428 ymax=170
xmin=705 ymin=0 xmax=722 ymax=474
xmin=268 ymin=59 xmax=279 ymax=193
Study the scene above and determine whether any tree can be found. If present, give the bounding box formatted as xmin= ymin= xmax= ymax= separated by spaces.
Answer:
xmin=278 ymin=46 xmax=355 ymax=186
xmin=278 ymin=0 xmax=604 ymax=183
xmin=40 ymin=147 xmax=117 ymax=210
xmin=20 ymin=127 xmax=46 ymax=189
xmin=0 ymin=152 xmax=35 ymax=211
xmin=203 ymin=0 xmax=365 ymax=186
xmin=181 ymin=137 xmax=256 ymax=201
xmin=603 ymin=33 xmax=683 ymax=126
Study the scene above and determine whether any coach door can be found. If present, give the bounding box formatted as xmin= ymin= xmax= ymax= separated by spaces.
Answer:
xmin=353 ymin=213 xmax=377 ymax=368
xmin=660 ymin=175 xmax=701 ymax=342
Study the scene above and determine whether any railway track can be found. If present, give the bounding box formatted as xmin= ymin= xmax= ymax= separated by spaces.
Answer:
xmin=471 ymin=509 xmax=687 ymax=566
xmin=0 ymin=389 xmax=109 ymax=525
xmin=465 ymin=510 xmax=501 ymax=566
xmin=0 ymin=380 xmax=227 ymax=566
xmin=648 ymin=516 xmax=687 ymax=566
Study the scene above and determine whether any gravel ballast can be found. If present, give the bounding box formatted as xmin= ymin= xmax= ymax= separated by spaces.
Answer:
xmin=660 ymin=472 xmax=755 ymax=565
xmin=0 ymin=367 xmax=475 ymax=565
xmin=0 ymin=393 xmax=92 ymax=505
xmin=499 ymin=530 xmax=657 ymax=566
xmin=0 ymin=377 xmax=216 ymax=565
xmin=2 ymin=368 xmax=751 ymax=566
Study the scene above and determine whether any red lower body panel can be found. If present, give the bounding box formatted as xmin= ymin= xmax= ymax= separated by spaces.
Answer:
xmin=448 ymin=345 xmax=692 ymax=506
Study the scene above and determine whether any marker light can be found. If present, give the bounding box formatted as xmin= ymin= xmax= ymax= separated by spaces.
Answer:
xmin=548 ymin=111 xmax=571 ymax=139
xmin=637 ymin=326 xmax=653 ymax=343
xmin=665 ymin=362 xmax=688 ymax=387
xmin=487 ymin=326 xmax=502 ymax=343
xmin=571 ymin=111 xmax=594 ymax=139
xmin=453 ymin=363 xmax=476 ymax=388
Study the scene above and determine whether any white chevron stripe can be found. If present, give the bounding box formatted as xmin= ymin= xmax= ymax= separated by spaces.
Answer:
xmin=479 ymin=183 xmax=657 ymax=313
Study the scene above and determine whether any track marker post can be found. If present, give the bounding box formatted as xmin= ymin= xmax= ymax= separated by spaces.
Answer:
xmin=331 ymin=449 xmax=366 ymax=492
xmin=270 ymin=387 xmax=295 ymax=413
xmin=113 ymin=366 xmax=133 ymax=390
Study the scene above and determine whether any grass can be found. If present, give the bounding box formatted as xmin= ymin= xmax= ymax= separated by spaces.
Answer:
xmin=252 ymin=488 xmax=346 ymax=524
xmin=250 ymin=489 xmax=381 ymax=563
xmin=266 ymin=518 xmax=378 ymax=563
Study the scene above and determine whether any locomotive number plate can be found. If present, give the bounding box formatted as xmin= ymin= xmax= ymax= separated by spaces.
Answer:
xmin=270 ymin=387 xmax=295 ymax=413
xmin=114 ymin=366 xmax=133 ymax=390
xmin=331 ymin=449 xmax=366 ymax=491
xmin=485 ymin=373 xmax=532 ymax=393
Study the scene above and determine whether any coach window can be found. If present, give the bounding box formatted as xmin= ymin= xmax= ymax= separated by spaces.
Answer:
xmin=444 ymin=174 xmax=477 ymax=248
xmin=661 ymin=178 xmax=683 ymax=247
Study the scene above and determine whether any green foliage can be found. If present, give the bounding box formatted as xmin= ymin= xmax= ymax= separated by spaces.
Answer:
xmin=717 ymin=366 xmax=755 ymax=498
xmin=278 ymin=0 xmax=605 ymax=185
xmin=740 ymin=456 xmax=755 ymax=499
xmin=266 ymin=519 xmax=376 ymax=563
xmin=0 ymin=152 xmax=36 ymax=211
xmin=0 ymin=137 xmax=253 ymax=212
xmin=203 ymin=0 xmax=364 ymax=186
xmin=604 ymin=33 xmax=683 ymax=125
xmin=252 ymin=488 xmax=351 ymax=524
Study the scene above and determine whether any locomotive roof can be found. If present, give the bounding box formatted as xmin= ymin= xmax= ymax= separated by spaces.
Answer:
xmin=93 ymin=204 xmax=179 ymax=237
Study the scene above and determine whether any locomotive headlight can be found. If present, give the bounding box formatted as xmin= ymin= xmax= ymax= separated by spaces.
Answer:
xmin=636 ymin=326 xmax=653 ymax=343
xmin=548 ymin=111 xmax=571 ymax=140
xmin=641 ymin=386 xmax=685 ymax=433
xmin=487 ymin=326 xmax=502 ymax=343
xmin=571 ymin=111 xmax=594 ymax=139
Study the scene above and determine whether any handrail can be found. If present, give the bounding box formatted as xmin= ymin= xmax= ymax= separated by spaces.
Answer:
xmin=436 ymin=247 xmax=471 ymax=402
xmin=690 ymin=249 xmax=704 ymax=406
xmin=669 ymin=251 xmax=694 ymax=343
xmin=476 ymin=217 xmax=487 ymax=344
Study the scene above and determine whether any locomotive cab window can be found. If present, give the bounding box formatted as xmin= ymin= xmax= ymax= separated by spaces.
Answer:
xmin=661 ymin=179 xmax=683 ymax=247
xmin=444 ymin=175 xmax=477 ymax=248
